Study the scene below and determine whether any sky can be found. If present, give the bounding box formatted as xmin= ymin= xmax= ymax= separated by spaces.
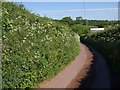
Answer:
xmin=7 ymin=0 xmax=119 ymax=20
xmin=21 ymin=2 xmax=118 ymax=20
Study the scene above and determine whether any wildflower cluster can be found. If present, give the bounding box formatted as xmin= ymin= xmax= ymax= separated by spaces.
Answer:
xmin=2 ymin=2 xmax=80 ymax=88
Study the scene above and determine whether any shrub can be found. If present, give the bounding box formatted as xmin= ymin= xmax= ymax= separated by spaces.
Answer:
xmin=71 ymin=24 xmax=90 ymax=35
xmin=2 ymin=2 xmax=80 ymax=88
xmin=81 ymin=26 xmax=120 ymax=86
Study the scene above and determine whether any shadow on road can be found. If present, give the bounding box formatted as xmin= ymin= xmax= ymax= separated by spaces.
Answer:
xmin=77 ymin=44 xmax=118 ymax=89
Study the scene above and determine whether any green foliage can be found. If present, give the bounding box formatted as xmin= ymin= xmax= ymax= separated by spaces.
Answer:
xmin=2 ymin=2 xmax=80 ymax=88
xmin=60 ymin=16 xmax=73 ymax=25
xmin=87 ymin=20 xmax=109 ymax=27
xmin=71 ymin=24 xmax=90 ymax=35
xmin=76 ymin=16 xmax=83 ymax=21
xmin=81 ymin=26 xmax=120 ymax=86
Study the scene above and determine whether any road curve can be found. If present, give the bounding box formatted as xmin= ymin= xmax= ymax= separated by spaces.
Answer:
xmin=90 ymin=46 xmax=111 ymax=88
xmin=38 ymin=43 xmax=93 ymax=88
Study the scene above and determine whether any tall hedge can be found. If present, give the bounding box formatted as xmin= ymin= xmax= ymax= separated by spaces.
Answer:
xmin=2 ymin=2 xmax=80 ymax=88
xmin=81 ymin=26 xmax=120 ymax=87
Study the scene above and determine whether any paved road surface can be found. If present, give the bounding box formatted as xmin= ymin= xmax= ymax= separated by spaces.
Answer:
xmin=39 ymin=43 xmax=93 ymax=88
xmin=38 ymin=43 xmax=111 ymax=89
xmin=90 ymin=46 xmax=111 ymax=88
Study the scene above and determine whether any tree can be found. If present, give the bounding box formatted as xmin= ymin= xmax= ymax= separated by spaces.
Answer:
xmin=76 ymin=16 xmax=83 ymax=20
xmin=61 ymin=16 xmax=73 ymax=25
xmin=71 ymin=24 xmax=89 ymax=35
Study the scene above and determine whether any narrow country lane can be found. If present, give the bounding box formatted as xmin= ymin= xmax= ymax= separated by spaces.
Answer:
xmin=90 ymin=46 xmax=111 ymax=88
xmin=38 ymin=43 xmax=111 ymax=89
xmin=38 ymin=43 xmax=93 ymax=88
xmin=80 ymin=45 xmax=111 ymax=88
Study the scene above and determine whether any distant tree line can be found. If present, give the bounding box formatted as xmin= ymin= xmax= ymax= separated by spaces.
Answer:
xmin=53 ymin=16 xmax=119 ymax=28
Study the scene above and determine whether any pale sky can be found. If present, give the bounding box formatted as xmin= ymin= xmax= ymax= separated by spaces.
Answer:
xmin=6 ymin=0 xmax=119 ymax=20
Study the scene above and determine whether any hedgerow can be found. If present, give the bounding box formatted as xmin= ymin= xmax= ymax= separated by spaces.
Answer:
xmin=81 ymin=26 xmax=120 ymax=86
xmin=2 ymin=2 xmax=80 ymax=88
xmin=71 ymin=24 xmax=90 ymax=35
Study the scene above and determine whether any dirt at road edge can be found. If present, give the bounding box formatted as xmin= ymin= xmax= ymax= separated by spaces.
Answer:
xmin=38 ymin=43 xmax=93 ymax=89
